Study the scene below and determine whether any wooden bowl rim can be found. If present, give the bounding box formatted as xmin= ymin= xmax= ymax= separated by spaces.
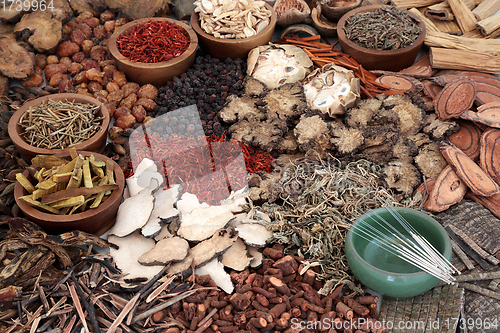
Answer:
xmin=337 ymin=5 xmax=426 ymax=56
xmin=190 ymin=3 xmax=277 ymax=45
xmin=322 ymin=0 xmax=363 ymax=11
xmin=108 ymin=18 xmax=198 ymax=69
xmin=8 ymin=93 xmax=110 ymax=157
xmin=14 ymin=151 xmax=125 ymax=224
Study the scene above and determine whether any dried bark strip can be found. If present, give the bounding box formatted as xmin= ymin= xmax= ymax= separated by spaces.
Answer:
xmin=451 ymin=239 xmax=475 ymax=270
xmin=488 ymin=279 xmax=500 ymax=290
xmin=445 ymin=225 xmax=490 ymax=270
xmin=460 ymin=282 xmax=500 ymax=300
xmin=448 ymin=224 xmax=500 ymax=264
xmin=453 ymin=270 xmax=500 ymax=282
xmin=434 ymin=78 xmax=476 ymax=120
xmin=440 ymin=141 xmax=500 ymax=196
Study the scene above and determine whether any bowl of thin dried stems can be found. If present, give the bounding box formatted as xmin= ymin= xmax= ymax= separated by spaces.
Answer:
xmin=337 ymin=5 xmax=426 ymax=71
xmin=108 ymin=17 xmax=198 ymax=87
xmin=14 ymin=151 xmax=125 ymax=236
xmin=8 ymin=93 xmax=110 ymax=163
xmin=190 ymin=3 xmax=277 ymax=60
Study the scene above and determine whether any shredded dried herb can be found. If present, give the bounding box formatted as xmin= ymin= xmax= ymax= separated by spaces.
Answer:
xmin=261 ymin=155 xmax=420 ymax=295
xmin=344 ymin=6 xmax=422 ymax=50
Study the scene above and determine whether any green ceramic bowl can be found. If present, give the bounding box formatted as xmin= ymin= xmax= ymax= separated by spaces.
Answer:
xmin=345 ymin=207 xmax=452 ymax=298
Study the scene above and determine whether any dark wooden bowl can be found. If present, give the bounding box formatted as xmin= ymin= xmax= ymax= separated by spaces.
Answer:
xmin=190 ymin=3 xmax=277 ymax=60
xmin=14 ymin=151 xmax=125 ymax=236
xmin=108 ymin=18 xmax=198 ymax=87
xmin=337 ymin=5 xmax=426 ymax=71
xmin=8 ymin=93 xmax=109 ymax=163
xmin=322 ymin=0 xmax=363 ymax=22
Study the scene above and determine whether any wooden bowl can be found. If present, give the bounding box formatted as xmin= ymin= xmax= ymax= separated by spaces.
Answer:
xmin=8 ymin=93 xmax=110 ymax=163
xmin=337 ymin=5 xmax=426 ymax=71
xmin=322 ymin=0 xmax=363 ymax=22
xmin=190 ymin=3 xmax=277 ymax=60
xmin=14 ymin=151 xmax=125 ymax=236
xmin=108 ymin=18 xmax=198 ymax=87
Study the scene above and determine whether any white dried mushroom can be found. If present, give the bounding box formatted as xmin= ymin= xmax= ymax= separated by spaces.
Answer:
xmin=194 ymin=0 xmax=272 ymax=39
xmin=247 ymin=44 xmax=313 ymax=90
xmin=303 ymin=63 xmax=360 ymax=117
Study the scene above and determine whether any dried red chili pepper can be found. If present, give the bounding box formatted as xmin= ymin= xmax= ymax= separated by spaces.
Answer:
xmin=117 ymin=19 xmax=190 ymax=63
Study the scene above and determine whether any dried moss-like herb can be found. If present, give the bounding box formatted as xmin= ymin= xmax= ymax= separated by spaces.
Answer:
xmin=261 ymin=155 xmax=419 ymax=295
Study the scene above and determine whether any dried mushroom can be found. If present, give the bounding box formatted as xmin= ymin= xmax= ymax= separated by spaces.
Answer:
xmin=108 ymin=231 xmax=164 ymax=282
xmin=274 ymin=0 xmax=311 ymax=27
xmin=382 ymin=94 xmax=425 ymax=136
xmin=265 ymin=82 xmax=308 ymax=124
xmin=383 ymin=160 xmax=421 ymax=197
xmin=247 ymin=44 xmax=313 ymax=90
xmin=221 ymin=238 xmax=252 ymax=271
xmin=330 ymin=120 xmax=364 ymax=155
xmin=138 ymin=236 xmax=190 ymax=266
xmin=344 ymin=95 xmax=384 ymax=128
xmin=14 ymin=11 xmax=62 ymax=53
xmin=247 ymin=172 xmax=281 ymax=203
xmin=195 ymin=258 xmax=234 ymax=293
xmin=303 ymin=63 xmax=360 ymax=117
xmin=422 ymin=113 xmax=459 ymax=140
xmin=392 ymin=137 xmax=417 ymax=164
xmin=244 ymin=76 xmax=268 ymax=98
xmin=218 ymin=95 xmax=265 ymax=124
xmin=0 ymin=37 xmax=35 ymax=80
xmin=294 ymin=111 xmax=332 ymax=154
xmin=230 ymin=117 xmax=288 ymax=152
xmin=414 ymin=142 xmax=448 ymax=178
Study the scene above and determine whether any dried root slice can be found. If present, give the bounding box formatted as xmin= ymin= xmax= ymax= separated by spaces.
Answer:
xmin=192 ymin=227 xmax=238 ymax=267
xmin=425 ymin=165 xmax=466 ymax=213
xmin=195 ymin=258 xmax=234 ymax=294
xmin=247 ymin=245 xmax=263 ymax=268
xmin=383 ymin=94 xmax=425 ymax=137
xmin=310 ymin=5 xmax=337 ymax=37
xmin=461 ymin=102 xmax=500 ymax=128
xmin=435 ymin=72 xmax=500 ymax=105
xmin=176 ymin=192 xmax=209 ymax=215
xmin=14 ymin=11 xmax=62 ymax=53
xmin=422 ymin=80 xmax=443 ymax=99
xmin=446 ymin=120 xmax=482 ymax=161
xmin=138 ymin=237 xmax=190 ymax=266
xmin=108 ymin=188 xmax=154 ymax=237
xmin=141 ymin=185 xmax=181 ymax=238
xmin=383 ymin=160 xmax=421 ymax=197
xmin=177 ymin=204 xmax=235 ymax=242
xmin=330 ymin=122 xmax=364 ymax=154
xmin=235 ymin=223 xmax=273 ymax=247
xmin=413 ymin=177 xmax=436 ymax=208
xmin=0 ymin=37 xmax=34 ymax=80
xmin=434 ymin=78 xmax=476 ymax=120
xmin=219 ymin=95 xmax=266 ymax=124
xmin=273 ymin=0 xmax=311 ymax=27
xmin=479 ymin=128 xmax=500 ymax=186
xmin=221 ymin=238 xmax=252 ymax=271
xmin=440 ymin=141 xmax=500 ymax=197
xmin=375 ymin=74 xmax=422 ymax=94
xmin=108 ymin=231 xmax=164 ymax=282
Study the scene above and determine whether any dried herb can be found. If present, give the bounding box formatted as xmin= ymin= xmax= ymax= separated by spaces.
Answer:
xmin=117 ymin=19 xmax=190 ymax=63
xmin=18 ymin=99 xmax=103 ymax=149
xmin=344 ymin=6 xmax=422 ymax=50
xmin=261 ymin=155 xmax=419 ymax=295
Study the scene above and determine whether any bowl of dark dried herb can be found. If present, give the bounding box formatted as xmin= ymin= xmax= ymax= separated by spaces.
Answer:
xmin=337 ymin=5 xmax=426 ymax=71
xmin=8 ymin=93 xmax=110 ymax=163
xmin=108 ymin=17 xmax=198 ymax=87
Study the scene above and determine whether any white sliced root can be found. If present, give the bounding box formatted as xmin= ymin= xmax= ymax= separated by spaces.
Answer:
xmin=108 ymin=231 xmax=163 ymax=282
xmin=221 ymin=238 xmax=252 ymax=271
xmin=195 ymin=258 xmax=234 ymax=294
xmin=138 ymin=237 xmax=190 ymax=266
xmin=247 ymin=245 xmax=263 ymax=268
xmin=177 ymin=205 xmax=235 ymax=242
xmin=141 ymin=185 xmax=181 ymax=238
xmin=235 ymin=222 xmax=273 ymax=247
xmin=108 ymin=188 xmax=154 ymax=237
xmin=176 ymin=192 xmax=209 ymax=215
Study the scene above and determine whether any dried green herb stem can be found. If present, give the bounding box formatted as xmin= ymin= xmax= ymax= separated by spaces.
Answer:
xmin=262 ymin=156 xmax=419 ymax=295
xmin=18 ymin=99 xmax=103 ymax=149
xmin=344 ymin=6 xmax=422 ymax=50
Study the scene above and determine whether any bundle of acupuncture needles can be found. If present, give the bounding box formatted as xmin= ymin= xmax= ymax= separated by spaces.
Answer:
xmin=349 ymin=198 xmax=459 ymax=284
